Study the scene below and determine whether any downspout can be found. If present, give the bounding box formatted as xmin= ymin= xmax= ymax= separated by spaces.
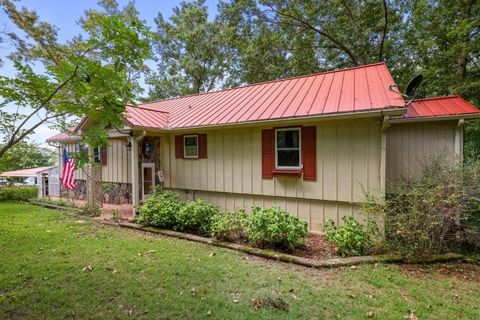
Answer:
xmin=380 ymin=114 xmax=391 ymax=201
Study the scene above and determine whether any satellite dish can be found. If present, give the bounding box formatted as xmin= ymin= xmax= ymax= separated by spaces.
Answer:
xmin=405 ymin=74 xmax=423 ymax=97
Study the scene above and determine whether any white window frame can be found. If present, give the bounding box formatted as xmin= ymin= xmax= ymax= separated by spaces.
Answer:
xmin=92 ymin=146 xmax=102 ymax=164
xmin=275 ymin=127 xmax=301 ymax=170
xmin=183 ymin=135 xmax=199 ymax=159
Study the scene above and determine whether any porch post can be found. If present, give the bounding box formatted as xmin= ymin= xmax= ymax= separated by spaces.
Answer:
xmin=131 ymin=137 xmax=140 ymax=208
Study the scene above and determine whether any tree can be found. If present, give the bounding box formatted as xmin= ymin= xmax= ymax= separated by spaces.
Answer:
xmin=146 ymin=0 xmax=235 ymax=99
xmin=0 ymin=141 xmax=55 ymax=173
xmin=0 ymin=0 xmax=151 ymax=158
xmin=395 ymin=0 xmax=480 ymax=160
xmin=217 ymin=0 xmax=290 ymax=85
xmin=217 ymin=0 xmax=405 ymax=84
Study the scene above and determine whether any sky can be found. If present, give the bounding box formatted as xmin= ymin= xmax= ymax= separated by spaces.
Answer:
xmin=0 ymin=0 xmax=219 ymax=146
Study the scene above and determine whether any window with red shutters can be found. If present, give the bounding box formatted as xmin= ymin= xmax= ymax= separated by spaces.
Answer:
xmin=198 ymin=134 xmax=207 ymax=158
xmin=175 ymin=134 xmax=207 ymax=159
xmin=175 ymin=135 xmax=184 ymax=159
xmin=301 ymin=126 xmax=317 ymax=180
xmin=262 ymin=129 xmax=274 ymax=179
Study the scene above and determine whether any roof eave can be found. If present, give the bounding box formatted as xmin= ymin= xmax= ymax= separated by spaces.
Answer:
xmin=164 ymin=107 xmax=406 ymax=132
xmin=390 ymin=113 xmax=480 ymax=123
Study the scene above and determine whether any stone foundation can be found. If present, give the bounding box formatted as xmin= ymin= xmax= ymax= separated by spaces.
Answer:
xmin=102 ymin=182 xmax=132 ymax=205
xmin=61 ymin=180 xmax=132 ymax=204
xmin=62 ymin=179 xmax=87 ymax=200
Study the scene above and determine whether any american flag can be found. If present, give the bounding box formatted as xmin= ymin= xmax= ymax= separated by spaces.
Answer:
xmin=62 ymin=148 xmax=76 ymax=190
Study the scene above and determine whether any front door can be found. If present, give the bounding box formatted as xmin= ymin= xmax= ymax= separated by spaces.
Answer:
xmin=141 ymin=163 xmax=155 ymax=200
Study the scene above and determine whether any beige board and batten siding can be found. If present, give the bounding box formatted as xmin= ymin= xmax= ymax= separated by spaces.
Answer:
xmin=64 ymin=139 xmax=131 ymax=184
xmin=386 ymin=120 xmax=459 ymax=190
xmin=161 ymin=118 xmax=383 ymax=231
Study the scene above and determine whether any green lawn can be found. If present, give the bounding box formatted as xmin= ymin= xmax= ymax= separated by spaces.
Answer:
xmin=0 ymin=203 xmax=479 ymax=319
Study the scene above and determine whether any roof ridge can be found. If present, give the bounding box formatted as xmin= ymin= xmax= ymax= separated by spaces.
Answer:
xmin=139 ymin=62 xmax=387 ymax=107
xmin=128 ymin=105 xmax=170 ymax=114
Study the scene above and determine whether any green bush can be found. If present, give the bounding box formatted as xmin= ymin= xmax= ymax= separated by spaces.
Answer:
xmin=243 ymin=206 xmax=308 ymax=250
xmin=175 ymin=199 xmax=219 ymax=236
xmin=80 ymin=205 xmax=102 ymax=217
xmin=378 ymin=159 xmax=480 ymax=257
xmin=324 ymin=216 xmax=378 ymax=257
xmin=136 ymin=190 xmax=182 ymax=228
xmin=211 ymin=209 xmax=247 ymax=241
xmin=0 ymin=186 xmax=38 ymax=202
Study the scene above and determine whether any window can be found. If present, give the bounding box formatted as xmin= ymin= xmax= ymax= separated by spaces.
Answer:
xmin=93 ymin=146 xmax=102 ymax=163
xmin=275 ymin=128 xmax=301 ymax=169
xmin=184 ymin=135 xmax=198 ymax=158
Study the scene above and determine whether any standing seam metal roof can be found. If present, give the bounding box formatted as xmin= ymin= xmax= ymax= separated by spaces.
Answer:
xmin=136 ymin=62 xmax=405 ymax=129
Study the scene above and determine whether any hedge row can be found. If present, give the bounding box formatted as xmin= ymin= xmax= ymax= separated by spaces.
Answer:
xmin=0 ymin=186 xmax=37 ymax=202
xmin=136 ymin=190 xmax=308 ymax=250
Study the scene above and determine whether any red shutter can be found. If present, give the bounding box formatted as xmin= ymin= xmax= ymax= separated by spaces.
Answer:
xmin=175 ymin=135 xmax=184 ymax=159
xmin=262 ymin=129 xmax=275 ymax=179
xmin=101 ymin=146 xmax=107 ymax=166
xmin=302 ymin=126 xmax=317 ymax=181
xmin=198 ymin=134 xmax=207 ymax=158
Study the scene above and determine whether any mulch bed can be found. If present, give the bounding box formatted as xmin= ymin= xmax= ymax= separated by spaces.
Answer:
xmin=292 ymin=234 xmax=338 ymax=260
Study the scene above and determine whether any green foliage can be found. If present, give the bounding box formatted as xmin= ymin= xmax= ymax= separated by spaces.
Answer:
xmin=243 ymin=206 xmax=308 ymax=250
xmin=112 ymin=210 xmax=120 ymax=222
xmin=147 ymin=0 xmax=235 ymax=98
xmin=0 ymin=0 xmax=151 ymax=159
xmin=370 ymin=159 xmax=480 ymax=258
xmin=0 ymin=141 xmax=55 ymax=174
xmin=211 ymin=209 xmax=247 ymax=241
xmin=136 ymin=190 xmax=182 ymax=228
xmin=175 ymin=199 xmax=220 ymax=236
xmin=0 ymin=186 xmax=38 ymax=202
xmin=79 ymin=205 xmax=101 ymax=217
xmin=324 ymin=216 xmax=379 ymax=257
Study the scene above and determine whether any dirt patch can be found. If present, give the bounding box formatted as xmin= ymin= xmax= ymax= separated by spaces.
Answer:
xmin=396 ymin=262 xmax=480 ymax=283
xmin=292 ymin=234 xmax=337 ymax=260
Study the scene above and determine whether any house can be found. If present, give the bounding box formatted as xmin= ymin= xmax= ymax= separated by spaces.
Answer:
xmin=46 ymin=63 xmax=480 ymax=231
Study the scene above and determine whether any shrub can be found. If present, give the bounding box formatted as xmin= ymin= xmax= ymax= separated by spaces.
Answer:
xmin=80 ymin=205 xmax=101 ymax=217
xmin=136 ymin=190 xmax=182 ymax=228
xmin=243 ymin=206 xmax=308 ymax=250
xmin=365 ymin=158 xmax=480 ymax=258
xmin=175 ymin=199 xmax=219 ymax=236
xmin=324 ymin=216 xmax=378 ymax=257
xmin=0 ymin=186 xmax=38 ymax=202
xmin=211 ymin=209 xmax=247 ymax=241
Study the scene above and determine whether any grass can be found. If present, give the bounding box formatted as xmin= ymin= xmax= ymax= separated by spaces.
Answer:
xmin=0 ymin=202 xmax=479 ymax=319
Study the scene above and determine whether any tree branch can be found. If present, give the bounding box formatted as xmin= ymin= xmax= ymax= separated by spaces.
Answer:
xmin=0 ymin=65 xmax=79 ymax=158
xmin=379 ymin=0 xmax=388 ymax=61
xmin=266 ymin=5 xmax=361 ymax=65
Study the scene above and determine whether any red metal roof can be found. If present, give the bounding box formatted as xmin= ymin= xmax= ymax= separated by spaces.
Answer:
xmin=137 ymin=62 xmax=405 ymax=129
xmin=124 ymin=106 xmax=169 ymax=129
xmin=47 ymin=65 xmax=480 ymax=143
xmin=46 ymin=131 xmax=81 ymax=143
xmin=405 ymin=96 xmax=480 ymax=118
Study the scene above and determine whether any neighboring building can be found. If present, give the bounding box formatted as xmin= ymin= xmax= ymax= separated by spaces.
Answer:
xmin=0 ymin=166 xmax=57 ymax=198
xmin=46 ymin=63 xmax=480 ymax=231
